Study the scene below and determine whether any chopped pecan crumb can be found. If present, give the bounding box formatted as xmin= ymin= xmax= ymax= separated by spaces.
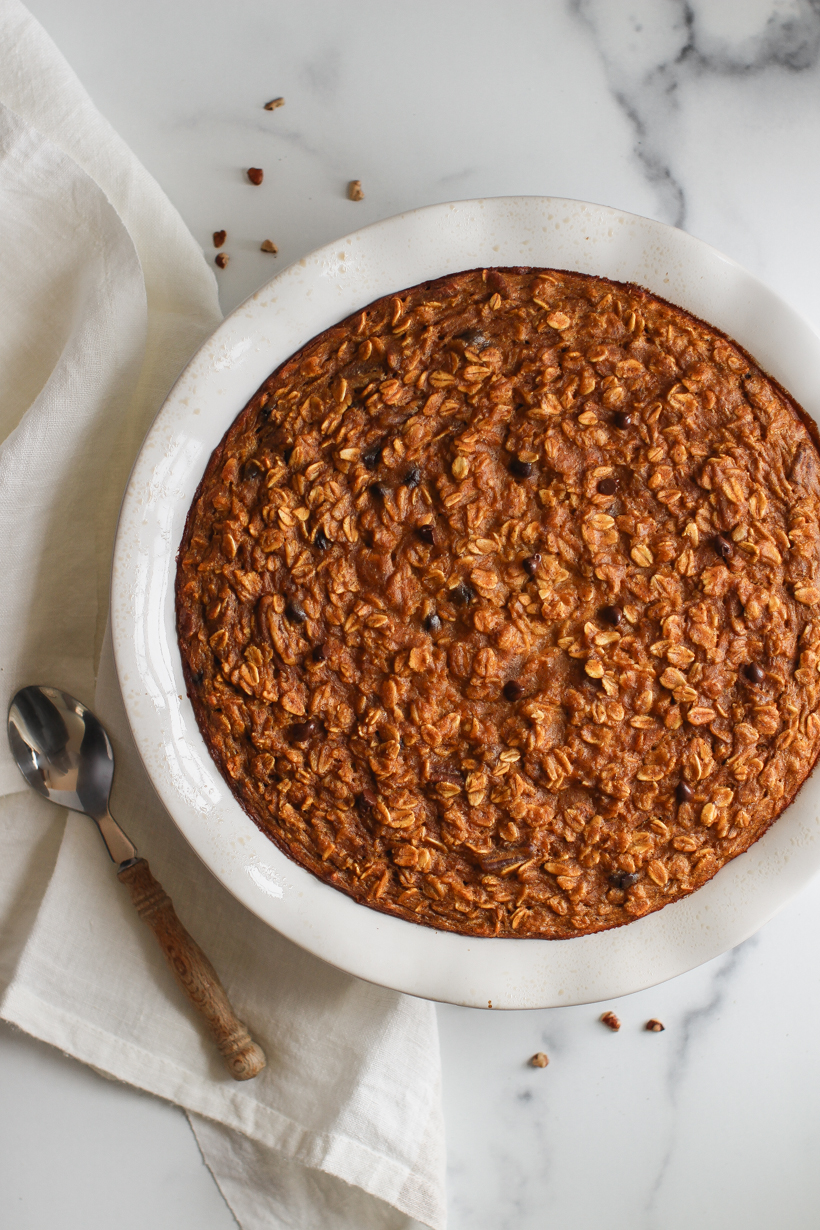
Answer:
xmin=261 ymin=239 xmax=279 ymax=254
xmin=214 ymin=253 xmax=229 ymax=269
xmin=213 ymin=230 xmax=227 ymax=248
xmin=600 ymin=1011 xmax=621 ymax=1032
xmin=530 ymin=1052 xmax=550 ymax=1068
xmin=264 ymin=97 xmax=285 ymax=111
xmin=348 ymin=179 xmax=364 ymax=201
xmin=645 ymin=1019 xmax=665 ymax=1032
xmin=247 ymin=167 xmax=264 ymax=185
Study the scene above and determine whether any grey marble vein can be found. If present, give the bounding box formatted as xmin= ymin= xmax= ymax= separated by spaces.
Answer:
xmin=571 ymin=0 xmax=820 ymax=229
xmin=645 ymin=937 xmax=758 ymax=1227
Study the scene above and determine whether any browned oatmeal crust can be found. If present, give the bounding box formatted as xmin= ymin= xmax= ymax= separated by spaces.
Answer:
xmin=176 ymin=267 xmax=820 ymax=939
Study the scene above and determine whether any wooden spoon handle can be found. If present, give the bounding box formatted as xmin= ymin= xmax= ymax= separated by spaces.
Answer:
xmin=117 ymin=858 xmax=266 ymax=1081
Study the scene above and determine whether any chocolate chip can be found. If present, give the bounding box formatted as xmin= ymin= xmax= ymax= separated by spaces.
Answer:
xmin=614 ymin=411 xmax=634 ymax=430
xmin=744 ymin=662 xmax=765 ymax=684
xmin=451 ymin=583 xmax=473 ymax=606
xmin=600 ymin=605 xmax=622 ymax=626
xmin=362 ymin=446 xmax=382 ymax=470
xmin=416 ymin=524 xmax=435 ymax=544
xmin=369 ymin=482 xmax=388 ymax=500
xmin=356 ymin=788 xmax=377 ymax=812
xmin=192 ymin=670 xmax=204 ymax=686
xmin=285 ymin=601 xmax=307 ymax=624
xmin=424 ymin=612 xmax=442 ymax=633
xmin=676 ymin=781 xmax=694 ymax=804
xmin=403 ymin=466 xmax=422 ymax=489
xmin=502 ymin=680 xmax=524 ymax=702
xmin=314 ymin=527 xmax=330 ymax=551
xmin=312 ymin=643 xmax=329 ymax=662
xmin=509 ymin=457 xmax=533 ymax=479
xmin=290 ymin=719 xmax=319 ymax=743
xmin=458 ymin=328 xmax=489 ymax=349
xmin=597 ymin=476 xmax=617 ymax=495
xmin=522 ymin=554 xmax=541 ymax=576
xmin=282 ymin=446 xmax=293 ymax=465
xmin=609 ymin=871 xmax=639 ymax=889
xmin=713 ymin=534 xmax=733 ymax=561
xmin=244 ymin=458 xmax=264 ymax=481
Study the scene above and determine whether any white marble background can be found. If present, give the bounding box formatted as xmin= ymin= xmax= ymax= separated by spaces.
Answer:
xmin=5 ymin=1 xmax=820 ymax=1226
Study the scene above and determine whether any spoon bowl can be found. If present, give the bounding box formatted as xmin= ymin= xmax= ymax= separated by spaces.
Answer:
xmin=9 ymin=685 xmax=114 ymax=820
xmin=9 ymin=685 xmax=134 ymax=863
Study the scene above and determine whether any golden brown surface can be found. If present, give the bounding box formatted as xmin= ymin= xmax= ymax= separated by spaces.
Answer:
xmin=176 ymin=267 xmax=820 ymax=939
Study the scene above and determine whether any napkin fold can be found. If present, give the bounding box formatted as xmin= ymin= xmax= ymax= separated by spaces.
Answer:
xmin=0 ymin=5 xmax=445 ymax=1227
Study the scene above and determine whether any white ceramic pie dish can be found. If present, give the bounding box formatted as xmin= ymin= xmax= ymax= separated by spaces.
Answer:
xmin=111 ymin=196 xmax=820 ymax=1009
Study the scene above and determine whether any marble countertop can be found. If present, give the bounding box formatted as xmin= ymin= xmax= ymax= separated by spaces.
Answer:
xmin=5 ymin=1 xmax=820 ymax=1226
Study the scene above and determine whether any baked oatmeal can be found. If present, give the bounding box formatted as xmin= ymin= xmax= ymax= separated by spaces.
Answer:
xmin=176 ymin=268 xmax=820 ymax=938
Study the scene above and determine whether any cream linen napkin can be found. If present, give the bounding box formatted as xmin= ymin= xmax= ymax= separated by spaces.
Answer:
xmin=0 ymin=4 xmax=445 ymax=1228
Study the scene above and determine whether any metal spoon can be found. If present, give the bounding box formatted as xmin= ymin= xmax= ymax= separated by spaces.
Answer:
xmin=8 ymin=685 xmax=266 ymax=1081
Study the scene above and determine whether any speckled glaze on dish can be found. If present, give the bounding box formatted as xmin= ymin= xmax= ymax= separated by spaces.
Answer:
xmin=111 ymin=197 xmax=820 ymax=1008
